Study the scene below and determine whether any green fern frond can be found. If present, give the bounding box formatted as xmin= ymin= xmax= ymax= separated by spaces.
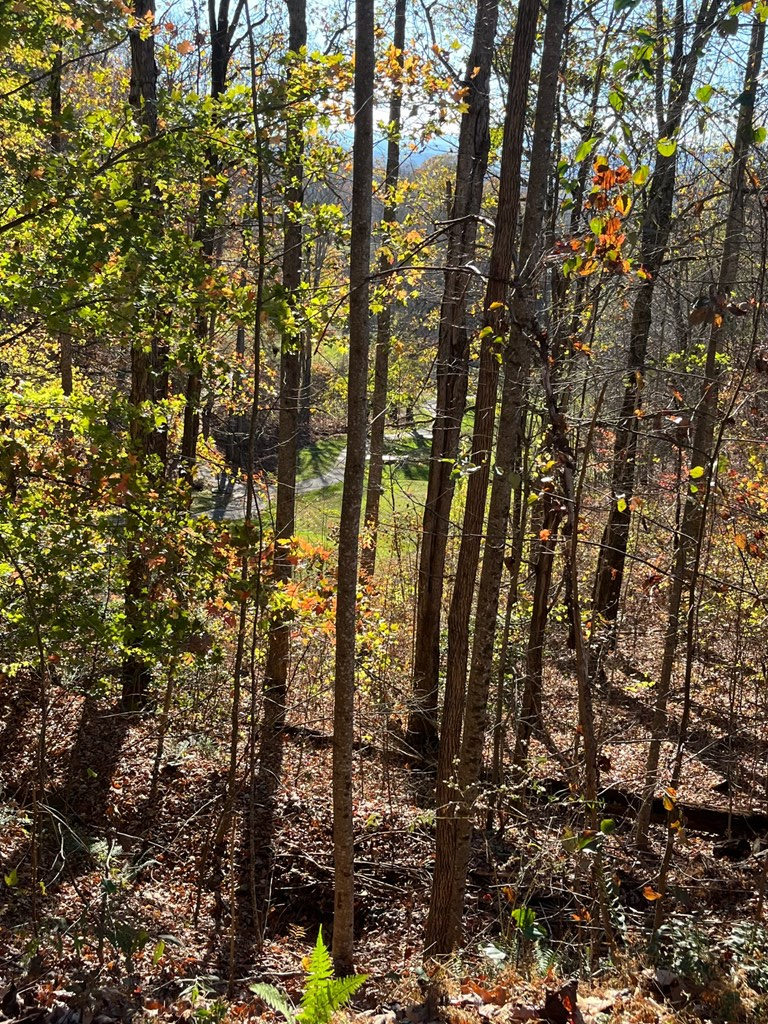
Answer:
xmin=326 ymin=972 xmax=368 ymax=1012
xmin=297 ymin=928 xmax=367 ymax=1024
xmin=251 ymin=930 xmax=366 ymax=1024
xmin=533 ymin=940 xmax=560 ymax=976
xmin=250 ymin=983 xmax=297 ymax=1024
xmin=307 ymin=926 xmax=335 ymax=985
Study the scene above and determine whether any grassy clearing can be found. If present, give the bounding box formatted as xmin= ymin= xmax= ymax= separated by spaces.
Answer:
xmin=296 ymin=473 xmax=428 ymax=572
xmin=191 ymin=429 xmax=433 ymax=564
xmin=296 ymin=429 xmax=430 ymax=561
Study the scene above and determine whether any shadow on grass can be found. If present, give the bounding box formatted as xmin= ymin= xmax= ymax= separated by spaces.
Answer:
xmin=296 ymin=436 xmax=346 ymax=482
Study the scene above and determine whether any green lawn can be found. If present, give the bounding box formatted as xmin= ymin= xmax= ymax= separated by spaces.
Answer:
xmin=192 ymin=429 xmax=434 ymax=565
xmin=296 ymin=429 xmax=431 ymax=559
xmin=296 ymin=434 xmax=347 ymax=480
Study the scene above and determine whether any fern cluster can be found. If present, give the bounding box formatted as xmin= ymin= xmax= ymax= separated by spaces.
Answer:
xmin=251 ymin=928 xmax=367 ymax=1024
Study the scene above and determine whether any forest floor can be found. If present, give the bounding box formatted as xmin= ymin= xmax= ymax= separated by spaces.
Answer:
xmin=3 ymin=448 xmax=768 ymax=1024
xmin=3 ymin=629 xmax=768 ymax=1024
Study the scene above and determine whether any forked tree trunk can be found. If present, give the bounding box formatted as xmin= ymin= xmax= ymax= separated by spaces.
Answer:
xmin=332 ymin=0 xmax=374 ymax=975
xmin=448 ymin=0 xmax=567 ymax=941
xmin=406 ymin=0 xmax=499 ymax=757
xmin=635 ymin=13 xmax=764 ymax=849
xmin=361 ymin=0 xmax=406 ymax=578
xmin=425 ymin=0 xmax=541 ymax=955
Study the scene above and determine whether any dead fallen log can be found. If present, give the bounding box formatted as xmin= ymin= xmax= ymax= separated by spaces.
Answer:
xmin=276 ymin=723 xmax=419 ymax=763
xmin=537 ymin=779 xmax=768 ymax=840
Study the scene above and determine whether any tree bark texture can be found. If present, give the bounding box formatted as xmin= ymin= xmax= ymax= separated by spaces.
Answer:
xmin=461 ymin=0 xmax=565 ymax=776
xmin=449 ymin=0 xmax=567 ymax=939
xmin=332 ymin=0 xmax=374 ymax=975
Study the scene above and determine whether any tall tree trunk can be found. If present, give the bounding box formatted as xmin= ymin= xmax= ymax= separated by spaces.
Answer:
xmin=180 ymin=0 xmax=245 ymax=474
xmin=298 ymin=330 xmax=312 ymax=437
xmin=255 ymin=0 xmax=307 ymax=927
xmin=591 ymin=0 xmax=723 ymax=635
xmin=298 ymin=242 xmax=324 ymax=436
xmin=361 ymin=0 xmax=406 ymax=578
xmin=486 ymin=421 xmax=530 ymax=829
xmin=635 ymin=13 xmax=764 ymax=848
xmin=449 ymin=0 xmax=567 ymax=938
xmin=121 ymin=0 xmax=159 ymax=711
xmin=514 ymin=501 xmax=559 ymax=762
xmin=332 ymin=0 xmax=374 ymax=975
xmin=425 ymin=0 xmax=541 ymax=955
xmin=406 ymin=0 xmax=499 ymax=757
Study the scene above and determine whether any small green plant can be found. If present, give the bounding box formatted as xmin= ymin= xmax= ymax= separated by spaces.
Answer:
xmin=654 ymin=912 xmax=716 ymax=986
xmin=597 ymin=857 xmax=628 ymax=942
xmin=251 ymin=928 xmax=367 ymax=1024
xmin=532 ymin=939 xmax=561 ymax=977
xmin=725 ymin=921 xmax=768 ymax=993
xmin=179 ymin=977 xmax=228 ymax=1024
xmin=408 ymin=808 xmax=435 ymax=833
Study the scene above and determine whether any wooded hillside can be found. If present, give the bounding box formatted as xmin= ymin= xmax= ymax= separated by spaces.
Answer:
xmin=3 ymin=1 xmax=768 ymax=1022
